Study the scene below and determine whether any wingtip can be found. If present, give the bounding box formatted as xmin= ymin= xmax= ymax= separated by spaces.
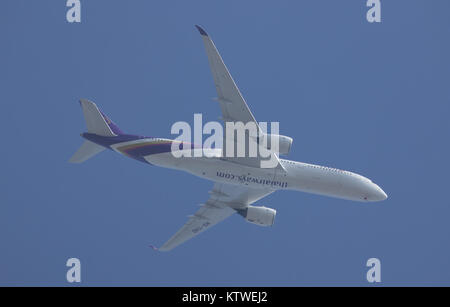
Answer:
xmin=149 ymin=245 xmax=159 ymax=251
xmin=195 ymin=25 xmax=208 ymax=36
xmin=149 ymin=244 xmax=172 ymax=252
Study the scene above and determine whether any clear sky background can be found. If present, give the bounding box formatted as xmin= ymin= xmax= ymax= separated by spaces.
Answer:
xmin=1 ymin=0 xmax=449 ymax=286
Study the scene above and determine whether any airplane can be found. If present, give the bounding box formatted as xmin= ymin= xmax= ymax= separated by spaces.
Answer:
xmin=69 ymin=25 xmax=387 ymax=251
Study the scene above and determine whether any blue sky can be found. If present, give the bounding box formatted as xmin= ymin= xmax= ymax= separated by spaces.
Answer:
xmin=1 ymin=0 xmax=449 ymax=286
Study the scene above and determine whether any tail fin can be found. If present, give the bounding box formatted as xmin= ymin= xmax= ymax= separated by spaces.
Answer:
xmin=79 ymin=99 xmax=123 ymax=136
xmin=69 ymin=99 xmax=123 ymax=163
xmin=69 ymin=140 xmax=105 ymax=163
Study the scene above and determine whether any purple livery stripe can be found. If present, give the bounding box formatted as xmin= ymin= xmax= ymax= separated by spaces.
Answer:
xmin=82 ymin=133 xmax=199 ymax=164
xmin=116 ymin=140 xmax=173 ymax=158
xmin=100 ymin=111 xmax=124 ymax=135
xmin=116 ymin=139 xmax=200 ymax=163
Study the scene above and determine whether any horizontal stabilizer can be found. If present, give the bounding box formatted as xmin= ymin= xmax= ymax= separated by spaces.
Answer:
xmin=69 ymin=140 xmax=105 ymax=163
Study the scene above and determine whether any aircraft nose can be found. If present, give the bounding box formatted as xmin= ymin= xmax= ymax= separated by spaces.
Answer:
xmin=376 ymin=185 xmax=388 ymax=201
xmin=369 ymin=184 xmax=388 ymax=201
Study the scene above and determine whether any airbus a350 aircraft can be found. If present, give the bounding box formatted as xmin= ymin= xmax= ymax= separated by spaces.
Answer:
xmin=70 ymin=25 xmax=387 ymax=251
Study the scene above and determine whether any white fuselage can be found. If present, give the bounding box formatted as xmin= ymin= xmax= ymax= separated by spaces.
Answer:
xmin=111 ymin=138 xmax=387 ymax=202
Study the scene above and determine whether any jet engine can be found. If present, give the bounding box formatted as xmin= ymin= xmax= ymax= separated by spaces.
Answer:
xmin=261 ymin=134 xmax=293 ymax=155
xmin=237 ymin=206 xmax=277 ymax=226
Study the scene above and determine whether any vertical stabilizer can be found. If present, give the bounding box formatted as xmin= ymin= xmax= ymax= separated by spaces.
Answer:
xmin=70 ymin=99 xmax=124 ymax=163
xmin=79 ymin=99 xmax=118 ymax=137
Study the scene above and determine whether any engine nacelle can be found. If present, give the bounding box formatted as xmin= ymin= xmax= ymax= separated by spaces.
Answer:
xmin=263 ymin=134 xmax=293 ymax=155
xmin=237 ymin=206 xmax=277 ymax=226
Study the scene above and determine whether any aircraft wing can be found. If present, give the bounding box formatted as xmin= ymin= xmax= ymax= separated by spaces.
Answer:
xmin=195 ymin=25 xmax=258 ymax=127
xmin=158 ymin=182 xmax=275 ymax=251
xmin=195 ymin=25 xmax=284 ymax=170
